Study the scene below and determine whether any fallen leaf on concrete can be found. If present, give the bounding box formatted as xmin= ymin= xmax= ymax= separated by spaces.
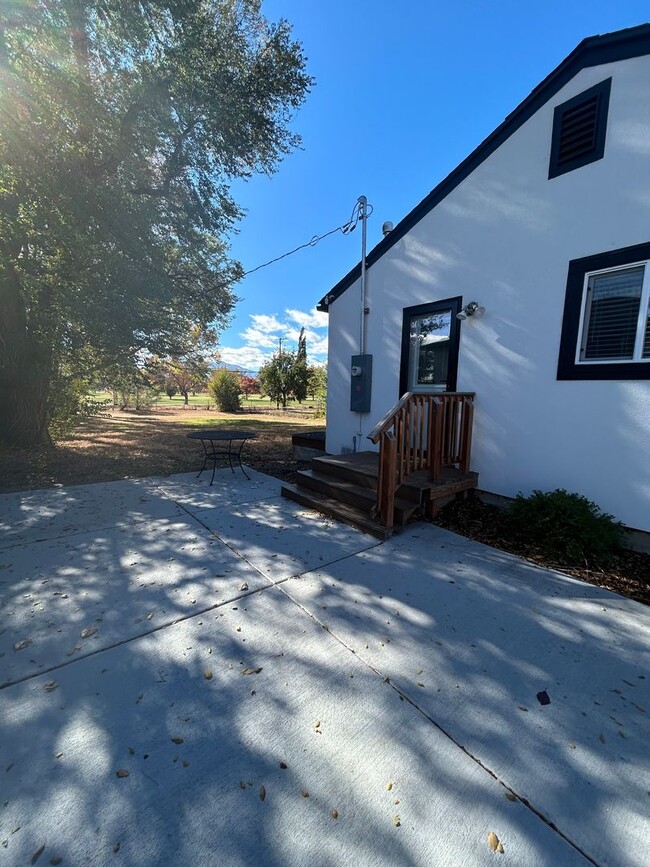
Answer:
xmin=203 ymin=669 xmax=213 ymax=680
xmin=80 ymin=627 xmax=96 ymax=639
xmin=43 ymin=682 xmax=58 ymax=693
xmin=242 ymin=668 xmax=262 ymax=675
xmin=13 ymin=639 xmax=32 ymax=652
xmin=240 ymin=583 xmax=249 ymax=592
xmin=171 ymin=737 xmax=184 ymax=744
xmin=116 ymin=769 xmax=129 ymax=778
xmin=331 ymin=809 xmax=339 ymax=819
xmin=393 ymin=816 xmax=401 ymax=827
xmin=30 ymin=844 xmax=45 ymax=864
xmin=487 ymin=831 xmax=499 ymax=851
xmin=259 ymin=785 xmax=266 ymax=801
xmin=536 ymin=690 xmax=551 ymax=706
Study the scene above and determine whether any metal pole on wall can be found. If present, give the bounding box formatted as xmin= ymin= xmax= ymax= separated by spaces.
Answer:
xmin=358 ymin=195 xmax=368 ymax=442
xmin=359 ymin=195 xmax=367 ymax=356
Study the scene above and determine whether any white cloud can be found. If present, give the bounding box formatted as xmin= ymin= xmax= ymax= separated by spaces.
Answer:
xmin=249 ymin=313 xmax=285 ymax=332
xmin=285 ymin=308 xmax=329 ymax=329
xmin=239 ymin=327 xmax=281 ymax=349
xmin=219 ymin=306 xmax=328 ymax=370
xmin=218 ymin=345 xmax=275 ymax=369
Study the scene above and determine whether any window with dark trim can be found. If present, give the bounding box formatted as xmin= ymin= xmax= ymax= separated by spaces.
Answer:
xmin=557 ymin=242 xmax=650 ymax=380
xmin=399 ymin=298 xmax=461 ymax=396
xmin=548 ymin=78 xmax=611 ymax=179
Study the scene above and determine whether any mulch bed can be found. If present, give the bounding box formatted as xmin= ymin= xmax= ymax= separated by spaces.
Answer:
xmin=434 ymin=496 xmax=650 ymax=606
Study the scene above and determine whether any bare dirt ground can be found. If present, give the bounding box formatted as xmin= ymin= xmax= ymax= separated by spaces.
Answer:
xmin=1 ymin=406 xmax=647 ymax=605
xmin=0 ymin=405 xmax=323 ymax=492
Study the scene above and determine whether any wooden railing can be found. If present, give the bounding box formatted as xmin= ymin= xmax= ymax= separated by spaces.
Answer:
xmin=367 ymin=392 xmax=475 ymax=528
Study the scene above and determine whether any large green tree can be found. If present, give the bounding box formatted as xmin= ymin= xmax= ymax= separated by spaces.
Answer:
xmin=0 ymin=0 xmax=311 ymax=445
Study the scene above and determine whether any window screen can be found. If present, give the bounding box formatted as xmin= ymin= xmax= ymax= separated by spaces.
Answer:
xmin=581 ymin=266 xmax=646 ymax=360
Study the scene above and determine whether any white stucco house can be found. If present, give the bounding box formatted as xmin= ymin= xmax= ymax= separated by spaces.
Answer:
xmin=317 ymin=24 xmax=650 ymax=536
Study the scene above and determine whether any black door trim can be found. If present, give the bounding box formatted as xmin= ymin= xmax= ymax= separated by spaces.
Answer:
xmin=399 ymin=297 xmax=462 ymax=397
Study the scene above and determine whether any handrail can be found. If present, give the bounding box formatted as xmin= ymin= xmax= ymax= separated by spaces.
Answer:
xmin=368 ymin=391 xmax=475 ymax=528
xmin=368 ymin=392 xmax=414 ymax=444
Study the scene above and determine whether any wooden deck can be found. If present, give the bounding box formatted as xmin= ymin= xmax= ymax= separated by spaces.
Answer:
xmin=316 ymin=452 xmax=478 ymax=510
xmin=281 ymin=450 xmax=478 ymax=538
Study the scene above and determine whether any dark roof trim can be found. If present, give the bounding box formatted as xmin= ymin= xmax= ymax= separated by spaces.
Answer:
xmin=317 ymin=24 xmax=650 ymax=312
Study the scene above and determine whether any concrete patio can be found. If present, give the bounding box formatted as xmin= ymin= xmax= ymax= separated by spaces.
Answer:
xmin=1 ymin=468 xmax=648 ymax=866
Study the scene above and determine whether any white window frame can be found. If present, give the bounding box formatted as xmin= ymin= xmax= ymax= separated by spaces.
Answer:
xmin=575 ymin=260 xmax=650 ymax=365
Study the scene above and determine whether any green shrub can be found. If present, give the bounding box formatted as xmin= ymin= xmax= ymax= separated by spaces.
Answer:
xmin=507 ymin=489 xmax=624 ymax=565
xmin=48 ymin=376 xmax=111 ymax=440
xmin=209 ymin=368 xmax=241 ymax=412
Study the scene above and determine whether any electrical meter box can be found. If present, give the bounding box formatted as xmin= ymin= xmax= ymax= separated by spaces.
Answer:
xmin=350 ymin=354 xmax=372 ymax=413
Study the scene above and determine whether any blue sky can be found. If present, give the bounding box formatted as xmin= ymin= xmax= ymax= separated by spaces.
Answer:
xmin=219 ymin=0 xmax=649 ymax=371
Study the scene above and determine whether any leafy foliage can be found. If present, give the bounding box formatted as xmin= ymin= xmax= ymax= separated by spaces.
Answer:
xmin=209 ymin=368 xmax=241 ymax=412
xmin=258 ymin=328 xmax=313 ymax=408
xmin=239 ymin=374 xmax=260 ymax=399
xmin=0 ymin=1 xmax=312 ymax=444
xmin=307 ymin=364 xmax=327 ymax=405
xmin=507 ymin=489 xmax=625 ymax=565
xmin=148 ymin=327 xmax=217 ymax=404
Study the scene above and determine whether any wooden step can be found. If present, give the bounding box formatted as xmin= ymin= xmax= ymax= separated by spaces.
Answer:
xmin=311 ymin=453 xmax=379 ymax=491
xmin=295 ymin=469 xmax=419 ymax=526
xmin=311 ymin=452 xmax=427 ymax=505
xmin=280 ymin=484 xmax=392 ymax=540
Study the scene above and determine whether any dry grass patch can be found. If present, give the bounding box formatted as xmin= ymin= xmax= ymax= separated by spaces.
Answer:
xmin=0 ymin=405 xmax=324 ymax=492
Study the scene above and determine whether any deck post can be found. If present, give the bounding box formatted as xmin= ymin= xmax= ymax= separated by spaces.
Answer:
xmin=378 ymin=431 xmax=397 ymax=529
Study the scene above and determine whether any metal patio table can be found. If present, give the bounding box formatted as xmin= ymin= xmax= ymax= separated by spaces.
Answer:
xmin=186 ymin=429 xmax=257 ymax=484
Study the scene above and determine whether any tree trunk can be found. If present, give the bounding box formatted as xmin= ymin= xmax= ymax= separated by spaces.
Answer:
xmin=0 ymin=267 xmax=52 ymax=446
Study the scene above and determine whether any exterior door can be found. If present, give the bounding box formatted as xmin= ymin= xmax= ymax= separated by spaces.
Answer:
xmin=399 ymin=298 xmax=462 ymax=395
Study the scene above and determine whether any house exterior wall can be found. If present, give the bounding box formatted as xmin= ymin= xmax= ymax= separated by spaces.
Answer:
xmin=326 ymin=54 xmax=650 ymax=532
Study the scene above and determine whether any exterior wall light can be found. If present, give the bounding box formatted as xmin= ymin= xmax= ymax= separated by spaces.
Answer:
xmin=456 ymin=301 xmax=485 ymax=320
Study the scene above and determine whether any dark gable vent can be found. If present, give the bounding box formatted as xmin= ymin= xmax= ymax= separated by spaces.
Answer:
xmin=549 ymin=78 xmax=611 ymax=179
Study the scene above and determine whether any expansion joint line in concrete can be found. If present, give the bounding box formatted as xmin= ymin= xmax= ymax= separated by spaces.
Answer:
xmin=0 ymin=583 xmax=275 ymax=690
xmin=172 ymin=494 xmax=385 ymax=588
xmin=277 ymin=581 xmax=601 ymax=867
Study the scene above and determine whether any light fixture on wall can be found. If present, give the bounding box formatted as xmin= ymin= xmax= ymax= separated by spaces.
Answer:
xmin=456 ymin=301 xmax=485 ymax=320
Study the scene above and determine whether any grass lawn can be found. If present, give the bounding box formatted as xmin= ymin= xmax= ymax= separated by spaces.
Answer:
xmin=0 ymin=405 xmax=325 ymax=493
xmin=93 ymin=390 xmax=322 ymax=411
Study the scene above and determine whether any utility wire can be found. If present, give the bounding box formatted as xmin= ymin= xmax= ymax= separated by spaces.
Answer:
xmin=242 ymin=198 xmax=372 ymax=277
